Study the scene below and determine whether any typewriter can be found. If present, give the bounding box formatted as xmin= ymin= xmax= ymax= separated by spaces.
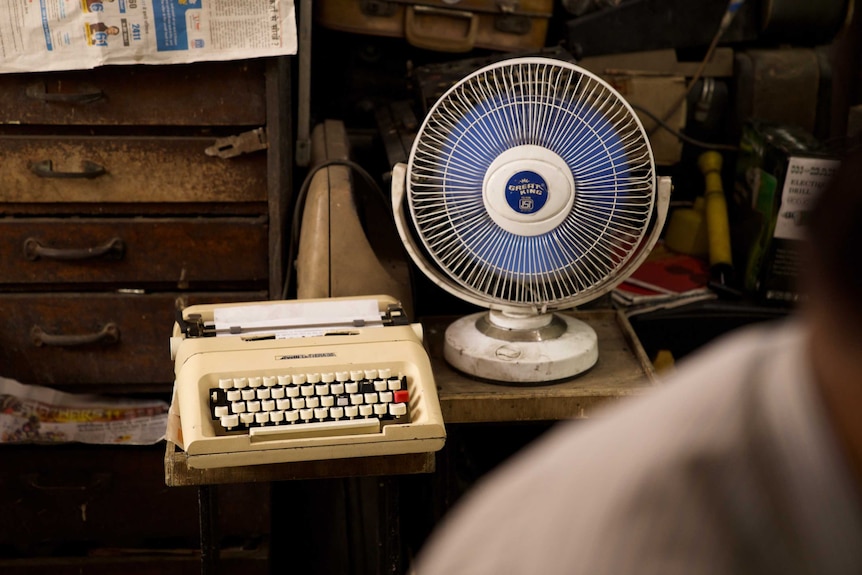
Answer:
xmin=170 ymin=295 xmax=446 ymax=469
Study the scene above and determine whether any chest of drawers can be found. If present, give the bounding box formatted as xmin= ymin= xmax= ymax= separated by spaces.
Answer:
xmin=0 ymin=58 xmax=291 ymax=393
xmin=0 ymin=57 xmax=291 ymax=569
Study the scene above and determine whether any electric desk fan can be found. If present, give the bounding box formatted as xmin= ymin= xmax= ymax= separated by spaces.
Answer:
xmin=391 ymin=57 xmax=671 ymax=384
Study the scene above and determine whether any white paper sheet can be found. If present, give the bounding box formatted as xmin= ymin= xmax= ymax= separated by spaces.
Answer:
xmin=213 ymin=298 xmax=384 ymax=339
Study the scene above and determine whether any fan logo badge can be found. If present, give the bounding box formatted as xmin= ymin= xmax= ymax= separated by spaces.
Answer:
xmin=505 ymin=171 xmax=548 ymax=215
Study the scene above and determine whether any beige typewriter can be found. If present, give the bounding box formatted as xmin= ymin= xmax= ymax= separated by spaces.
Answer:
xmin=170 ymin=295 xmax=446 ymax=469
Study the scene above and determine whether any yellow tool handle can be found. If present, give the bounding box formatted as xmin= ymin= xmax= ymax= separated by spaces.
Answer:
xmin=698 ymin=151 xmax=733 ymax=270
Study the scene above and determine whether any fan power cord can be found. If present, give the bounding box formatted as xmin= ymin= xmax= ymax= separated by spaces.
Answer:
xmin=631 ymin=103 xmax=739 ymax=152
xmin=282 ymin=158 xmax=388 ymax=300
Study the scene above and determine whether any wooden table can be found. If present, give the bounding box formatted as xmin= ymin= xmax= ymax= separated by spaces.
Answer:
xmin=164 ymin=443 xmax=435 ymax=487
xmin=164 ymin=308 xmax=654 ymax=574
xmin=165 ymin=443 xmax=435 ymax=575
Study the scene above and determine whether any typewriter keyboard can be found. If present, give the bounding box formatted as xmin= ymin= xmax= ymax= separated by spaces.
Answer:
xmin=208 ymin=368 xmax=410 ymax=439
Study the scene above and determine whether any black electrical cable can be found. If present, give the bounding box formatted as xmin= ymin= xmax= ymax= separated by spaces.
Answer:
xmin=631 ymin=103 xmax=739 ymax=152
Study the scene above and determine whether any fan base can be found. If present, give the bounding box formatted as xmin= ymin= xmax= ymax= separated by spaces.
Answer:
xmin=443 ymin=311 xmax=598 ymax=384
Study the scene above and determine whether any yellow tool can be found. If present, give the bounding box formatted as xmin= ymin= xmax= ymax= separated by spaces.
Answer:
xmin=698 ymin=151 xmax=734 ymax=285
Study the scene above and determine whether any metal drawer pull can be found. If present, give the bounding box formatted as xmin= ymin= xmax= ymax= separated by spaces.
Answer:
xmin=29 ymin=159 xmax=107 ymax=179
xmin=31 ymin=323 xmax=120 ymax=347
xmin=25 ymin=82 xmax=105 ymax=104
xmin=24 ymin=237 xmax=125 ymax=261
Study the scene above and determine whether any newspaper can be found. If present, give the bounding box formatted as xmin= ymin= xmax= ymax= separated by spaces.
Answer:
xmin=0 ymin=377 xmax=169 ymax=445
xmin=0 ymin=0 xmax=297 ymax=74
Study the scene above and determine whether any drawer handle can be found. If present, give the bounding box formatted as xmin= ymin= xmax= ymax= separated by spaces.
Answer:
xmin=25 ymin=82 xmax=105 ymax=104
xmin=404 ymin=6 xmax=479 ymax=52
xmin=24 ymin=237 xmax=125 ymax=261
xmin=31 ymin=323 xmax=120 ymax=347
xmin=29 ymin=159 xmax=107 ymax=179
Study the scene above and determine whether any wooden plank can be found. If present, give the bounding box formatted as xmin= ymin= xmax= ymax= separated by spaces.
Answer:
xmin=427 ymin=309 xmax=657 ymax=423
xmin=164 ymin=441 xmax=436 ymax=487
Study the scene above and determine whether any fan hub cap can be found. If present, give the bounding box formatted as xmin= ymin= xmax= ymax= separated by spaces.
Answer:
xmin=482 ymin=145 xmax=575 ymax=237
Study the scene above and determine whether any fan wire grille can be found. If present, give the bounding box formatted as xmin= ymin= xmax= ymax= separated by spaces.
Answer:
xmin=408 ymin=59 xmax=656 ymax=309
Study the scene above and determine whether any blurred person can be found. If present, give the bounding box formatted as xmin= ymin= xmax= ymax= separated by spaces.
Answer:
xmin=414 ymin=148 xmax=862 ymax=575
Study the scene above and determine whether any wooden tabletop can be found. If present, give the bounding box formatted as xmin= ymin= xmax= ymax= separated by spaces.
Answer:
xmin=426 ymin=309 xmax=657 ymax=424
xmin=164 ymin=441 xmax=436 ymax=487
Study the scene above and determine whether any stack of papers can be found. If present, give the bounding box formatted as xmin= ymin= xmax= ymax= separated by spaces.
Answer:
xmin=613 ymin=243 xmax=717 ymax=316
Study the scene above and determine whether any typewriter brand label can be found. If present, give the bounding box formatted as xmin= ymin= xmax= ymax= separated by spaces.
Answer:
xmin=505 ymin=170 xmax=548 ymax=214
xmin=276 ymin=352 xmax=336 ymax=361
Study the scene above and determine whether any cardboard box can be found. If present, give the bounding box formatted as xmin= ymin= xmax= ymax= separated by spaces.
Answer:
xmin=733 ymin=120 xmax=840 ymax=302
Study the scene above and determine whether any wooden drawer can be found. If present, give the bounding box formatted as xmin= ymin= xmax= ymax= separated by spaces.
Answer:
xmin=0 ymin=444 xmax=269 ymax=558
xmin=0 ymin=291 xmax=267 ymax=390
xmin=0 ymin=62 xmax=266 ymax=126
xmin=0 ymin=217 xmax=268 ymax=289
xmin=0 ymin=136 xmax=267 ymax=208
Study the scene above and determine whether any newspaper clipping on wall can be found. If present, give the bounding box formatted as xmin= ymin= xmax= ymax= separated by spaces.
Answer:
xmin=0 ymin=0 xmax=297 ymax=74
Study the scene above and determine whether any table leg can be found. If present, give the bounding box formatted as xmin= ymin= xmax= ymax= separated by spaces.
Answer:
xmin=198 ymin=485 xmax=219 ymax=575
xmin=377 ymin=476 xmax=402 ymax=575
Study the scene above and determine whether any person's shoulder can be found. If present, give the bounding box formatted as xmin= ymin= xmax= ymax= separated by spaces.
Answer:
xmin=415 ymin=320 xmax=809 ymax=575
xmin=562 ymin=317 xmax=806 ymax=452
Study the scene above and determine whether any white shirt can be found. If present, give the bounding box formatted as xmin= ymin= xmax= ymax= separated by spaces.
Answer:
xmin=415 ymin=320 xmax=862 ymax=575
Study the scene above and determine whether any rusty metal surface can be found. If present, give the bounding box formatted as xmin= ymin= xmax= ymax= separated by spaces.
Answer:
xmin=0 ymin=61 xmax=266 ymax=126
xmin=205 ymin=128 xmax=269 ymax=158
xmin=0 ymin=135 xmax=267 ymax=206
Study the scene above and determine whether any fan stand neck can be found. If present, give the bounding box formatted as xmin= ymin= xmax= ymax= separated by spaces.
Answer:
xmin=481 ymin=310 xmax=565 ymax=341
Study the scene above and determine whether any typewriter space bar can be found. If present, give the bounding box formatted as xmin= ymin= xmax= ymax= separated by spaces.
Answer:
xmin=249 ymin=418 xmax=381 ymax=442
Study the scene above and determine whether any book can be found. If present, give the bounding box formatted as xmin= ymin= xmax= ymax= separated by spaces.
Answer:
xmin=613 ymin=243 xmax=716 ymax=315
